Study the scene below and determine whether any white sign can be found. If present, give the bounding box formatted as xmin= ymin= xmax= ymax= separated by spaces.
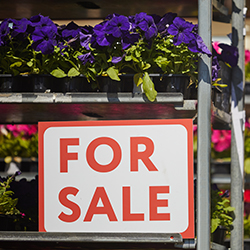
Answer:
xmin=39 ymin=119 xmax=194 ymax=238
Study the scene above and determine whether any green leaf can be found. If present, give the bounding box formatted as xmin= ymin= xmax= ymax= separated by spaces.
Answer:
xmin=211 ymin=218 xmax=220 ymax=233
xmin=50 ymin=68 xmax=67 ymax=78
xmin=142 ymin=63 xmax=151 ymax=70
xmin=68 ymin=67 xmax=80 ymax=77
xmin=10 ymin=62 xmax=22 ymax=68
xmin=245 ymin=158 xmax=250 ymax=174
xmin=106 ymin=67 xmax=120 ymax=81
xmin=142 ymin=72 xmax=157 ymax=102
xmin=134 ymin=73 xmax=143 ymax=87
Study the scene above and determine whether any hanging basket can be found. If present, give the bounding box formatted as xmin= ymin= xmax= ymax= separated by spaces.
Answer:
xmin=154 ymin=74 xmax=191 ymax=99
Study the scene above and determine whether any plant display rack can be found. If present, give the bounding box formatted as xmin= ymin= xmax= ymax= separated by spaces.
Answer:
xmin=0 ymin=1 xmax=245 ymax=250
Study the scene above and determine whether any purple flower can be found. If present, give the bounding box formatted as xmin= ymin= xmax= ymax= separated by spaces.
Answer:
xmin=31 ymin=26 xmax=57 ymax=54
xmin=0 ymin=19 xmax=11 ymax=46
xmin=93 ymin=22 xmax=114 ymax=47
xmin=134 ymin=12 xmax=157 ymax=40
xmin=79 ymin=31 xmax=92 ymax=50
xmin=112 ymin=54 xmax=125 ymax=64
xmin=78 ymin=52 xmax=95 ymax=65
xmin=156 ymin=12 xmax=177 ymax=33
xmin=61 ymin=21 xmax=80 ymax=41
xmin=121 ymin=32 xmax=140 ymax=49
xmin=11 ymin=18 xmax=31 ymax=40
xmin=29 ymin=14 xmax=56 ymax=30
xmin=188 ymin=33 xmax=212 ymax=56
xmin=219 ymin=43 xmax=239 ymax=67
xmin=168 ymin=17 xmax=195 ymax=45
xmin=212 ymin=56 xmax=221 ymax=81
xmin=105 ymin=15 xmax=130 ymax=38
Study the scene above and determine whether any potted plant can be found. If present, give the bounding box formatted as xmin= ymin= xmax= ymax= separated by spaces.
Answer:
xmin=211 ymin=185 xmax=235 ymax=245
xmin=0 ymin=15 xmax=83 ymax=92
xmin=0 ymin=171 xmax=24 ymax=230
xmin=0 ymin=12 xmax=213 ymax=100
xmin=0 ymin=124 xmax=38 ymax=175
xmin=76 ymin=12 xmax=212 ymax=101
xmin=211 ymin=41 xmax=239 ymax=113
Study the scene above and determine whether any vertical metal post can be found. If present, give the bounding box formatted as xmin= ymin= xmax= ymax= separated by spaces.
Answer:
xmin=231 ymin=0 xmax=245 ymax=249
xmin=197 ymin=0 xmax=212 ymax=249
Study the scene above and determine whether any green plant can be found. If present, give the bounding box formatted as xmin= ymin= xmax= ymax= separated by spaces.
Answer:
xmin=0 ymin=125 xmax=38 ymax=159
xmin=0 ymin=171 xmax=22 ymax=215
xmin=211 ymin=188 xmax=235 ymax=234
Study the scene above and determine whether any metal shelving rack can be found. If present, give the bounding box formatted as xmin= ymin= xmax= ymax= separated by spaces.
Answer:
xmin=0 ymin=0 xmax=245 ymax=250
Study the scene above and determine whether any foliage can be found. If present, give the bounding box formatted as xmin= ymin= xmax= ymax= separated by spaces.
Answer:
xmin=0 ymin=13 xmax=212 ymax=102
xmin=0 ymin=125 xmax=38 ymax=159
xmin=0 ymin=171 xmax=22 ymax=215
xmin=211 ymin=187 xmax=235 ymax=234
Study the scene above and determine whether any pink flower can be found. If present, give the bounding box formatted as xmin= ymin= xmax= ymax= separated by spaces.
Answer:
xmin=6 ymin=124 xmax=38 ymax=137
xmin=245 ymin=190 xmax=250 ymax=202
xmin=193 ymin=125 xmax=197 ymax=135
xmin=246 ymin=120 xmax=250 ymax=129
xmin=211 ymin=130 xmax=231 ymax=152
xmin=212 ymin=41 xmax=222 ymax=54
xmin=246 ymin=50 xmax=250 ymax=64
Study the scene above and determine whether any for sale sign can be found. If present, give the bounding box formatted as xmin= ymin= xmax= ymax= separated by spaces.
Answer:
xmin=39 ymin=119 xmax=194 ymax=238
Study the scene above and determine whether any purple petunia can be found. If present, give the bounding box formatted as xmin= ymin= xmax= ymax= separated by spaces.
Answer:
xmin=105 ymin=15 xmax=130 ymax=38
xmin=79 ymin=31 xmax=92 ymax=50
xmin=121 ymin=32 xmax=140 ymax=49
xmin=78 ymin=52 xmax=95 ymax=65
xmin=219 ymin=43 xmax=239 ymax=67
xmin=31 ymin=26 xmax=57 ymax=54
xmin=61 ymin=21 xmax=80 ymax=41
xmin=0 ymin=19 xmax=11 ymax=46
xmin=92 ymin=22 xmax=114 ymax=47
xmin=112 ymin=54 xmax=125 ymax=64
xmin=168 ymin=17 xmax=195 ymax=45
xmin=188 ymin=33 xmax=212 ymax=56
xmin=11 ymin=18 xmax=31 ymax=40
xmin=134 ymin=12 xmax=157 ymax=40
xmin=156 ymin=12 xmax=177 ymax=33
xmin=29 ymin=14 xmax=56 ymax=30
xmin=212 ymin=56 xmax=221 ymax=81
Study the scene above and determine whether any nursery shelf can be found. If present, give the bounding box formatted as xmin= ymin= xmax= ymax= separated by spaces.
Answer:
xmin=0 ymin=92 xmax=198 ymax=123
xmin=0 ymin=232 xmax=185 ymax=250
xmin=0 ymin=92 xmax=230 ymax=126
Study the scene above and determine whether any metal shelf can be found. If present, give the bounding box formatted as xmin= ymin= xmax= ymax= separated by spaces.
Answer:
xmin=0 ymin=232 xmax=185 ymax=250
xmin=0 ymin=92 xmax=231 ymax=126
xmin=0 ymin=92 xmax=198 ymax=123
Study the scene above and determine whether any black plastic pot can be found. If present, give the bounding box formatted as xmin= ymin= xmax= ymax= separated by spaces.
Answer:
xmin=154 ymin=74 xmax=191 ymax=99
xmin=211 ymin=225 xmax=227 ymax=245
xmin=0 ymin=74 xmax=33 ymax=92
xmin=64 ymin=75 xmax=96 ymax=92
xmin=98 ymin=75 xmax=134 ymax=93
xmin=0 ymin=214 xmax=17 ymax=231
xmin=32 ymin=75 xmax=65 ymax=93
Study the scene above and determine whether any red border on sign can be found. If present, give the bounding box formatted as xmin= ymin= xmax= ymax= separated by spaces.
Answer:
xmin=38 ymin=119 xmax=194 ymax=238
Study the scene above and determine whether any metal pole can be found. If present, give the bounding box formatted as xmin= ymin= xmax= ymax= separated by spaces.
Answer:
xmin=231 ymin=0 xmax=245 ymax=249
xmin=197 ymin=0 xmax=212 ymax=249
